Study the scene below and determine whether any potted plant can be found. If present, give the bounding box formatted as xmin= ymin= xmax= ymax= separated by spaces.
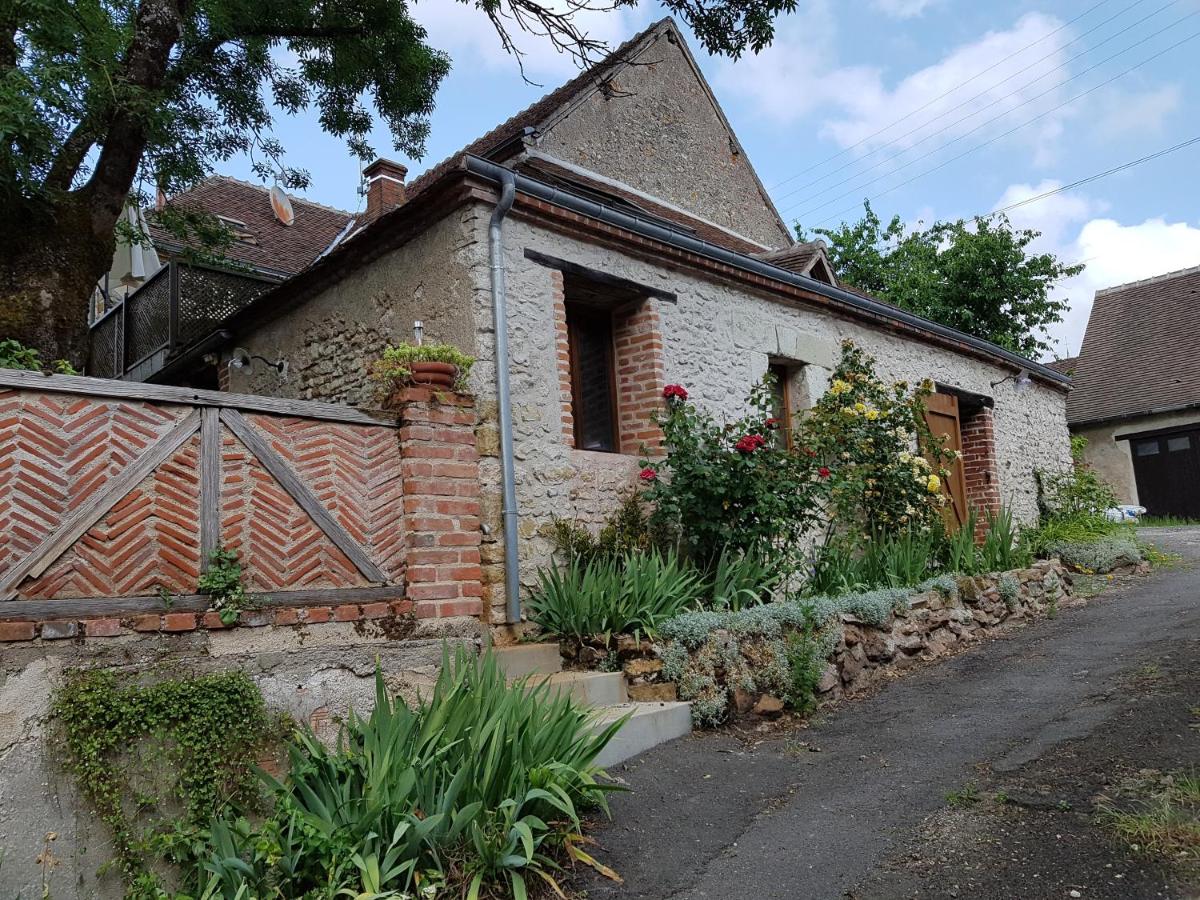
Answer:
xmin=370 ymin=342 xmax=475 ymax=394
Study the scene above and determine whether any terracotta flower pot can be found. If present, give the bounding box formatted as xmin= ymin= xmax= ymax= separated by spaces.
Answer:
xmin=408 ymin=361 xmax=457 ymax=388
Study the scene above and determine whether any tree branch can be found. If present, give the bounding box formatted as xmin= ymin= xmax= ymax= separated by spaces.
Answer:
xmin=45 ymin=120 xmax=98 ymax=192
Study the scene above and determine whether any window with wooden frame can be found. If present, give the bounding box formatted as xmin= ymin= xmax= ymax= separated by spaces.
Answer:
xmin=767 ymin=361 xmax=803 ymax=449
xmin=566 ymin=302 xmax=619 ymax=452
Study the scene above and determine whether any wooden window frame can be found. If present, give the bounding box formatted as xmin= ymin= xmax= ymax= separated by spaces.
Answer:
xmin=566 ymin=302 xmax=620 ymax=454
xmin=768 ymin=361 xmax=798 ymax=450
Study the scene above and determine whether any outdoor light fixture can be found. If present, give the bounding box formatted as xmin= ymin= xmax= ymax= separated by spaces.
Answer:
xmin=228 ymin=347 xmax=288 ymax=379
xmin=413 ymin=320 xmax=424 ymax=346
xmin=990 ymin=369 xmax=1032 ymax=393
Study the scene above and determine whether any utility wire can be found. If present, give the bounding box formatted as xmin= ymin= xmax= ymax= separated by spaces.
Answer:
xmin=768 ymin=0 xmax=1118 ymax=190
xmin=792 ymin=23 xmax=1200 ymax=226
xmin=980 ymin=135 xmax=1200 ymax=219
xmin=775 ymin=0 xmax=1178 ymax=206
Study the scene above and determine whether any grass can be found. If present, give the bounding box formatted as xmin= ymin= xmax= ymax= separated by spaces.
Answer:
xmin=1138 ymin=515 xmax=1200 ymax=528
xmin=1099 ymin=770 xmax=1200 ymax=864
xmin=945 ymin=783 xmax=982 ymax=808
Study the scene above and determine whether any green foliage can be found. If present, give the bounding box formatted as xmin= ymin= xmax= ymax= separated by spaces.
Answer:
xmin=709 ymin=547 xmax=780 ymax=611
xmin=1098 ymin=769 xmax=1200 ymax=863
xmin=1036 ymin=437 xmax=1117 ymax=524
xmin=997 ymin=572 xmax=1020 ymax=608
xmin=0 ymin=337 xmax=77 ymax=374
xmin=370 ymin=342 xmax=475 ymax=392
xmin=185 ymin=647 xmax=622 ymax=899
xmin=642 ymin=377 xmax=824 ymax=570
xmin=550 ymin=493 xmax=662 ymax=564
xmin=51 ymin=669 xmax=276 ymax=894
xmin=807 ymin=529 xmax=939 ymax=595
xmin=803 ymin=340 xmax=953 ymax=538
xmin=784 ymin=628 xmax=827 ymax=714
xmin=978 ymin=507 xmax=1031 ymax=572
xmin=527 ymin=551 xmax=706 ymax=644
xmin=800 ymin=202 xmax=1082 ymax=357
xmin=1047 ymin=533 xmax=1143 ymax=574
xmin=196 ymin=547 xmax=250 ymax=625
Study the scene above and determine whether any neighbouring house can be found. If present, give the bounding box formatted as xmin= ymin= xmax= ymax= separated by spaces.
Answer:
xmin=88 ymin=176 xmax=355 ymax=383
xmin=1056 ymin=265 xmax=1200 ymax=518
xmin=90 ymin=18 xmax=1074 ymax=627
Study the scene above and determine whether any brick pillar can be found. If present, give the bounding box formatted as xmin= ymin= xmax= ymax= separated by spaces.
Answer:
xmin=391 ymin=387 xmax=484 ymax=620
xmin=961 ymin=405 xmax=1001 ymax=540
xmin=614 ymin=299 xmax=666 ymax=456
xmin=552 ymin=271 xmax=575 ymax=446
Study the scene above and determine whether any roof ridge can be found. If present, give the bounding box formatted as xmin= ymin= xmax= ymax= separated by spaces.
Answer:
xmin=205 ymin=174 xmax=355 ymax=218
xmin=1094 ymin=262 xmax=1200 ymax=297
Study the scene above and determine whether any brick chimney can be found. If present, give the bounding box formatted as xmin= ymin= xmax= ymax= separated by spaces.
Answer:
xmin=362 ymin=158 xmax=408 ymax=222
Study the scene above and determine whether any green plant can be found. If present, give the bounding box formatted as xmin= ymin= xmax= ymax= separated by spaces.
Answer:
xmin=800 ymin=340 xmax=954 ymax=539
xmin=1138 ymin=515 xmax=1200 ymax=527
xmin=806 ymin=528 xmax=938 ymax=595
xmin=197 ymin=547 xmax=250 ymax=625
xmin=997 ymin=573 xmax=1020 ymax=609
xmin=550 ymin=492 xmax=662 ymax=564
xmin=784 ymin=627 xmax=827 ymax=715
xmin=945 ymin=783 xmax=982 ymax=807
xmin=1035 ymin=436 xmax=1117 ymax=523
xmin=370 ymin=342 xmax=475 ymax=392
xmin=0 ymin=338 xmax=77 ymax=374
xmin=1048 ymin=533 xmax=1142 ymax=574
xmin=186 ymin=648 xmax=623 ymax=899
xmin=527 ymin=551 xmax=705 ymax=644
xmin=978 ymin=506 xmax=1032 ymax=572
xmin=708 ymin=547 xmax=780 ymax=611
xmin=51 ymin=669 xmax=277 ymax=894
xmin=1098 ymin=770 xmax=1200 ymax=863
xmin=641 ymin=378 xmax=824 ymax=572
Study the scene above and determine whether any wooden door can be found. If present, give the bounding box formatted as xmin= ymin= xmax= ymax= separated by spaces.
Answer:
xmin=923 ymin=392 xmax=969 ymax=533
xmin=1129 ymin=428 xmax=1200 ymax=518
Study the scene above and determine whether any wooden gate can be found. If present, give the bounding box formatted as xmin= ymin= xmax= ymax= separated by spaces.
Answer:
xmin=0 ymin=370 xmax=407 ymax=620
xmin=923 ymin=392 xmax=969 ymax=533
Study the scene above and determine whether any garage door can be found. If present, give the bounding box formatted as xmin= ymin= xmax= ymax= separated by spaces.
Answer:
xmin=1129 ymin=428 xmax=1200 ymax=518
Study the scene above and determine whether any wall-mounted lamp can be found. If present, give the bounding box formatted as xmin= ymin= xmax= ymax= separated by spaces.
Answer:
xmin=413 ymin=320 xmax=424 ymax=346
xmin=990 ymin=369 xmax=1032 ymax=393
xmin=228 ymin=347 xmax=288 ymax=380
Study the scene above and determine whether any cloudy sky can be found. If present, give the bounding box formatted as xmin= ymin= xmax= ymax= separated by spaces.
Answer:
xmin=223 ymin=0 xmax=1200 ymax=360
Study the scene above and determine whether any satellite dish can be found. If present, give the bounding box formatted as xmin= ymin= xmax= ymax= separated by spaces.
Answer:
xmin=269 ymin=185 xmax=294 ymax=226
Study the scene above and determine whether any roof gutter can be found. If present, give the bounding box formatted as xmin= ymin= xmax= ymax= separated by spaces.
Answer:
xmin=462 ymin=155 xmax=1071 ymax=389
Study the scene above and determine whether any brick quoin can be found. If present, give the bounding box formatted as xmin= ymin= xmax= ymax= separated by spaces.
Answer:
xmin=960 ymin=406 xmax=1002 ymax=540
xmin=389 ymin=387 xmax=485 ymax=620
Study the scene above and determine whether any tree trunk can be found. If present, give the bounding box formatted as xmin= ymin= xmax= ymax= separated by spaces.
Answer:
xmin=0 ymin=195 xmax=116 ymax=370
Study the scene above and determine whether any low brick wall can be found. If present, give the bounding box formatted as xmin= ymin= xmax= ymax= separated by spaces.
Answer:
xmin=825 ymin=559 xmax=1070 ymax=701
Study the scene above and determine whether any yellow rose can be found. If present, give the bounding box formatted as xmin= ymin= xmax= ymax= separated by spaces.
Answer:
xmin=926 ymin=474 xmax=941 ymax=494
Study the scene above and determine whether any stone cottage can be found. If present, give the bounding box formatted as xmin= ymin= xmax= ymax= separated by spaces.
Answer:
xmin=1053 ymin=265 xmax=1200 ymax=518
xmin=147 ymin=18 xmax=1072 ymax=626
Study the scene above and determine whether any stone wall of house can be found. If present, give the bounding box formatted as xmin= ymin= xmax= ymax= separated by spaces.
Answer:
xmin=1074 ymin=409 xmax=1200 ymax=506
xmin=535 ymin=24 xmax=791 ymax=250
xmin=469 ymin=214 xmax=1073 ymax=621
xmin=228 ymin=207 xmax=485 ymax=405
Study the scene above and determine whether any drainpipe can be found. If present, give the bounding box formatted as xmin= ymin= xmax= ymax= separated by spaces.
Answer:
xmin=487 ymin=169 xmax=522 ymax=624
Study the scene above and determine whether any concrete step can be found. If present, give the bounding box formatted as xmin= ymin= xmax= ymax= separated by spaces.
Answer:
xmin=488 ymin=642 xmax=562 ymax=678
xmin=590 ymin=701 xmax=693 ymax=767
xmin=523 ymin=670 xmax=628 ymax=707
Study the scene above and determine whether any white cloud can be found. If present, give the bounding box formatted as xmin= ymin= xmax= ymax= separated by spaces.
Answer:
xmin=411 ymin=1 xmax=653 ymax=81
xmin=872 ymin=0 xmax=941 ymax=20
xmin=1091 ymin=84 xmax=1182 ymax=141
xmin=996 ymin=183 xmax=1200 ymax=358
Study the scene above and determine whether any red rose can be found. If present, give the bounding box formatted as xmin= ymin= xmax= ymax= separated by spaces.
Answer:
xmin=735 ymin=434 xmax=766 ymax=454
xmin=818 ymin=466 xmax=831 ymax=478
xmin=663 ymin=384 xmax=688 ymax=401
xmin=639 ymin=467 xmax=657 ymax=481
xmin=765 ymin=417 xmax=781 ymax=429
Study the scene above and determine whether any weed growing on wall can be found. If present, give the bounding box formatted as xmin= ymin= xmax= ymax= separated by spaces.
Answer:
xmin=0 ymin=338 xmax=78 ymax=374
xmin=51 ymin=669 xmax=278 ymax=894
xmin=197 ymin=546 xmax=250 ymax=625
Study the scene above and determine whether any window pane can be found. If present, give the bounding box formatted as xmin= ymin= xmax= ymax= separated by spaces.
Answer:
xmin=1136 ymin=440 xmax=1160 ymax=456
xmin=1167 ymin=435 xmax=1192 ymax=452
xmin=568 ymin=307 xmax=616 ymax=452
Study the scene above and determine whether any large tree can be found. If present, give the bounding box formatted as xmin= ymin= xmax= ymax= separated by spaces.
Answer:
xmin=800 ymin=202 xmax=1083 ymax=359
xmin=2 ymin=0 xmax=796 ymax=368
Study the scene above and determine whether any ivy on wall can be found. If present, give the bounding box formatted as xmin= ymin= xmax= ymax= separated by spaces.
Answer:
xmin=51 ymin=669 xmax=281 ymax=896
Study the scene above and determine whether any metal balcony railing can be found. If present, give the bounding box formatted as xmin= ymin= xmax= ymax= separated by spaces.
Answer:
xmin=88 ymin=261 xmax=279 ymax=381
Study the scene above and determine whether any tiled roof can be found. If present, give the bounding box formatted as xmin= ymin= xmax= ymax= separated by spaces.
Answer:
xmin=758 ymin=241 xmax=836 ymax=284
xmin=1067 ymin=265 xmax=1200 ymax=425
xmin=149 ymin=176 xmax=353 ymax=276
xmin=403 ymin=20 xmax=675 ymax=202
xmin=1046 ymin=356 xmax=1077 ymax=376
xmin=516 ymin=155 xmax=768 ymax=255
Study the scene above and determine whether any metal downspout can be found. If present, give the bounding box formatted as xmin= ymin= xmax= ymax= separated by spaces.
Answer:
xmin=488 ymin=170 xmax=522 ymax=624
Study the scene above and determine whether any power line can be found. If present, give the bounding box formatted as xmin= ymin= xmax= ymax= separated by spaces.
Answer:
xmin=768 ymin=0 xmax=1119 ymax=191
xmin=774 ymin=0 xmax=1178 ymax=206
xmin=792 ymin=23 xmax=1200 ymax=226
xmin=981 ymin=135 xmax=1200 ymax=219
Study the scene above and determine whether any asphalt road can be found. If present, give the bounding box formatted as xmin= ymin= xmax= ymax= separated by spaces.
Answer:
xmin=580 ymin=528 xmax=1200 ymax=900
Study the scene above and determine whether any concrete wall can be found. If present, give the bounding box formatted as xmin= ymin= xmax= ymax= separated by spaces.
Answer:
xmin=228 ymin=208 xmax=484 ymax=405
xmin=1074 ymin=409 xmax=1200 ymax=504
xmin=536 ymin=27 xmax=791 ymax=251
xmin=466 ymin=214 xmax=1073 ymax=621
xmin=0 ymin=626 xmax=474 ymax=900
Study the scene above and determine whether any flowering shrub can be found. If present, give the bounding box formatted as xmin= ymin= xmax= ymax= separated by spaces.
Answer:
xmin=803 ymin=340 xmax=954 ymax=538
xmin=641 ymin=379 xmax=824 ymax=569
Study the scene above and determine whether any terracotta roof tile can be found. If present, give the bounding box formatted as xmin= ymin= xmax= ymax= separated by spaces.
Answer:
xmin=1067 ymin=265 xmax=1200 ymax=425
xmin=149 ymin=176 xmax=353 ymax=276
